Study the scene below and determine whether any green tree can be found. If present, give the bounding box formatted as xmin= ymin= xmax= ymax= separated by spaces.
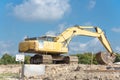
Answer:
xmin=24 ymin=55 xmax=31 ymax=64
xmin=1 ymin=53 xmax=14 ymax=65
xmin=0 ymin=58 xmax=2 ymax=64
xmin=115 ymin=53 xmax=120 ymax=62
xmin=0 ymin=53 xmax=32 ymax=64
xmin=76 ymin=52 xmax=98 ymax=64
xmin=92 ymin=54 xmax=98 ymax=64
xmin=79 ymin=53 xmax=92 ymax=64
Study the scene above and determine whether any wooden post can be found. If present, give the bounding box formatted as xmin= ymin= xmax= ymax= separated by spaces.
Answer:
xmin=21 ymin=61 xmax=24 ymax=80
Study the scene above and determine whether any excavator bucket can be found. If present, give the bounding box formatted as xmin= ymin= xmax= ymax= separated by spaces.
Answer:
xmin=96 ymin=52 xmax=116 ymax=65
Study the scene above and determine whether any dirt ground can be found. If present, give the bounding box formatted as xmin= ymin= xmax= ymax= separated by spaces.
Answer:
xmin=0 ymin=64 xmax=120 ymax=80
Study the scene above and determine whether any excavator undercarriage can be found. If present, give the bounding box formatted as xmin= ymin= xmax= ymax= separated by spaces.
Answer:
xmin=29 ymin=52 xmax=115 ymax=65
xmin=30 ymin=54 xmax=78 ymax=64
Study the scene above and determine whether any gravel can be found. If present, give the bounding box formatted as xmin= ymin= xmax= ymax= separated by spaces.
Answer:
xmin=1 ymin=64 xmax=120 ymax=80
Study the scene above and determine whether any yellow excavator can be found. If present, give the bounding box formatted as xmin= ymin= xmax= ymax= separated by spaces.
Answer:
xmin=19 ymin=25 xmax=116 ymax=65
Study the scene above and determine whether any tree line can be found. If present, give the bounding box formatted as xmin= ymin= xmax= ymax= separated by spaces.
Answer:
xmin=0 ymin=53 xmax=30 ymax=65
xmin=0 ymin=53 xmax=120 ymax=65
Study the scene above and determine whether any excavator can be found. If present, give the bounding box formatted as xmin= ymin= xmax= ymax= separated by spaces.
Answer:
xmin=19 ymin=25 xmax=116 ymax=65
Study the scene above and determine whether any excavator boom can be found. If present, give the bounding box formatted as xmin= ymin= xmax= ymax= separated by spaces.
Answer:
xmin=55 ymin=26 xmax=113 ymax=54
xmin=55 ymin=26 xmax=116 ymax=64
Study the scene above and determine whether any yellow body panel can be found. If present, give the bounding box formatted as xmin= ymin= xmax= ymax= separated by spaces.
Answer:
xmin=19 ymin=40 xmax=68 ymax=54
xmin=38 ymin=41 xmax=68 ymax=53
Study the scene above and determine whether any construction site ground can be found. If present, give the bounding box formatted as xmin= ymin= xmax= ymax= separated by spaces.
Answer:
xmin=0 ymin=64 xmax=120 ymax=80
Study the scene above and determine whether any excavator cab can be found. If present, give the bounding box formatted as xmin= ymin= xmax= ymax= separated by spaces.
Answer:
xmin=19 ymin=35 xmax=68 ymax=54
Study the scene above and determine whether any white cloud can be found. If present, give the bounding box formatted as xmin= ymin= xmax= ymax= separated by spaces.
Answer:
xmin=0 ymin=41 xmax=13 ymax=49
xmin=88 ymin=0 xmax=96 ymax=10
xmin=45 ymin=23 xmax=68 ymax=36
xmin=13 ymin=0 xmax=70 ymax=21
xmin=58 ymin=23 xmax=66 ymax=33
xmin=84 ymin=22 xmax=92 ymax=26
xmin=0 ymin=41 xmax=17 ymax=56
xmin=70 ymin=42 xmax=87 ymax=52
xmin=111 ymin=27 xmax=120 ymax=33
xmin=45 ymin=31 xmax=56 ymax=36
xmin=115 ymin=46 xmax=120 ymax=53
xmin=69 ymin=38 xmax=103 ymax=53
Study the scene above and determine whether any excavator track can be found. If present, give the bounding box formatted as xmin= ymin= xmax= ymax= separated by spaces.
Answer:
xmin=68 ymin=56 xmax=78 ymax=64
xmin=30 ymin=54 xmax=78 ymax=64
xmin=30 ymin=54 xmax=52 ymax=64
xmin=30 ymin=54 xmax=42 ymax=64
xmin=42 ymin=55 xmax=52 ymax=64
xmin=63 ymin=56 xmax=78 ymax=64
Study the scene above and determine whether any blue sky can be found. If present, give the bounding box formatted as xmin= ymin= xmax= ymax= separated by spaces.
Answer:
xmin=0 ymin=0 xmax=120 ymax=56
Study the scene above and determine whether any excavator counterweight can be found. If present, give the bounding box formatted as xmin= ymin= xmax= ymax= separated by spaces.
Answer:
xmin=19 ymin=25 xmax=116 ymax=64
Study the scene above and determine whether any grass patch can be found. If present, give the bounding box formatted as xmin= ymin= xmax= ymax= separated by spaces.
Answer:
xmin=0 ymin=73 xmax=19 ymax=80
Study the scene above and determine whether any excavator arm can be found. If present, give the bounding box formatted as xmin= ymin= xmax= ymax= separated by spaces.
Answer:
xmin=55 ymin=25 xmax=116 ymax=64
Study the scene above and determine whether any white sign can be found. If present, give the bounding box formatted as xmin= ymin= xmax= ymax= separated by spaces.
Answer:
xmin=16 ymin=54 xmax=25 ymax=62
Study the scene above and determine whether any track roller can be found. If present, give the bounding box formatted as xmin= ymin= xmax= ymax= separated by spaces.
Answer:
xmin=30 ymin=54 xmax=52 ymax=64
xmin=42 ymin=55 xmax=52 ymax=64
xmin=30 ymin=54 xmax=42 ymax=64
xmin=64 ymin=56 xmax=78 ymax=64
